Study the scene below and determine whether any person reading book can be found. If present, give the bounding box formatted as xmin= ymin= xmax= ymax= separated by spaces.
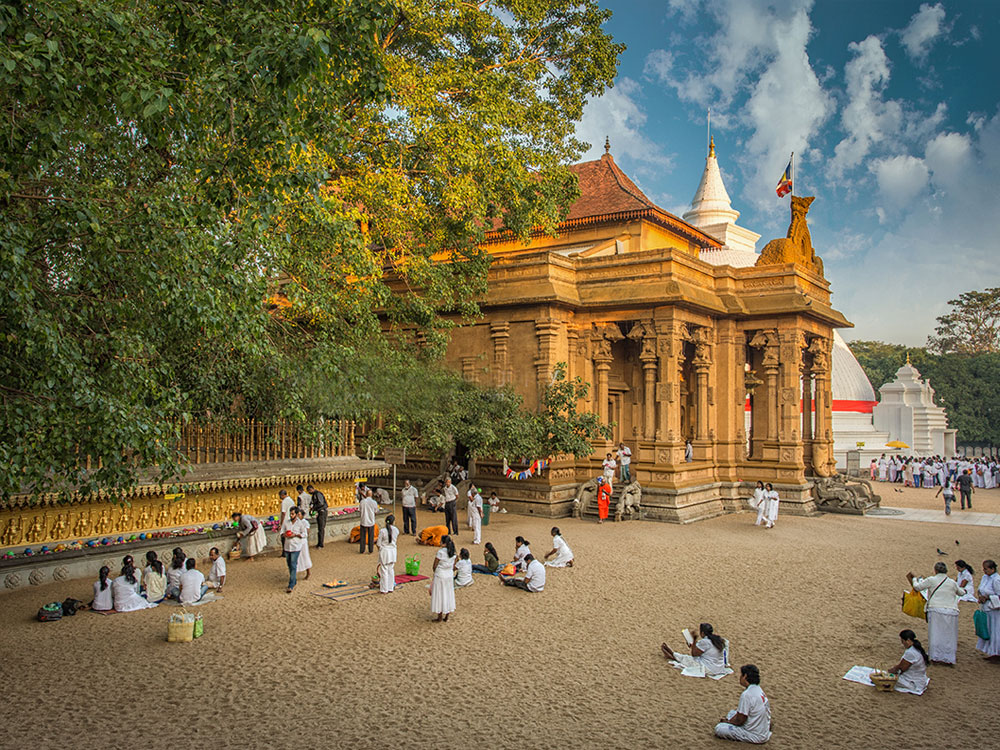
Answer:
xmin=661 ymin=623 xmax=729 ymax=678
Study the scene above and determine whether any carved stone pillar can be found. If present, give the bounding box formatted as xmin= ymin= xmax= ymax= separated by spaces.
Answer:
xmin=641 ymin=352 xmax=657 ymax=441
xmin=490 ymin=321 xmax=510 ymax=387
xmin=595 ymin=355 xmax=612 ymax=425
xmin=461 ymin=356 xmax=476 ymax=382
xmin=695 ymin=364 xmax=710 ymax=440
xmin=809 ymin=337 xmax=834 ymax=476
xmin=534 ymin=318 xmax=561 ymax=398
xmin=801 ymin=366 xmax=814 ymax=466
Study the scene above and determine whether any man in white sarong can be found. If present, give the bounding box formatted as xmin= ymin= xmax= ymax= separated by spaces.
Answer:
xmin=467 ymin=487 xmax=483 ymax=545
xmin=908 ymin=562 xmax=966 ymax=664
xmin=715 ymin=664 xmax=771 ymax=744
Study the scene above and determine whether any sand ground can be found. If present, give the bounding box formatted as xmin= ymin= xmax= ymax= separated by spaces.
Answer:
xmin=1 ymin=490 xmax=998 ymax=750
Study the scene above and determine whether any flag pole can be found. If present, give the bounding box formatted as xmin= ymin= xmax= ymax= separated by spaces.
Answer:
xmin=790 ymin=151 xmax=795 ymax=198
xmin=707 ymin=108 xmax=711 ymax=155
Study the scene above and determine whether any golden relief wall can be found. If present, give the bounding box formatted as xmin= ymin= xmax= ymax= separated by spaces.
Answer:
xmin=0 ymin=479 xmax=360 ymax=549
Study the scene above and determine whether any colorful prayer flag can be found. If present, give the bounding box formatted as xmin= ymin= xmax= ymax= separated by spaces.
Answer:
xmin=775 ymin=160 xmax=793 ymax=197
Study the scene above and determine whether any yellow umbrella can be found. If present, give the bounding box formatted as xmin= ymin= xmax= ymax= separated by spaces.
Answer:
xmin=885 ymin=440 xmax=910 ymax=449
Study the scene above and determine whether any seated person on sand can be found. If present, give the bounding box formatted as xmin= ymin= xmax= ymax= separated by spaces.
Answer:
xmin=179 ymin=558 xmax=207 ymax=605
xmin=500 ymin=554 xmax=545 ymax=592
xmin=661 ymin=623 xmax=731 ymax=678
xmin=165 ymin=547 xmax=187 ymax=599
xmin=488 ymin=491 xmax=507 ymax=514
xmin=208 ymin=547 xmax=226 ymax=593
xmin=471 ymin=542 xmax=501 ymax=575
xmin=91 ymin=566 xmax=114 ymax=611
xmin=418 ymin=525 xmax=450 ymax=547
xmin=543 ymin=527 xmax=574 ymax=568
xmin=714 ymin=664 xmax=772 ymax=744
xmin=890 ymin=629 xmax=930 ymax=695
xmin=113 ymin=562 xmax=156 ymax=611
xmin=426 ymin=483 xmax=445 ymax=512
xmin=142 ymin=551 xmax=167 ymax=604
xmin=454 ymin=548 xmax=474 ymax=588
xmin=511 ymin=536 xmax=531 ymax=572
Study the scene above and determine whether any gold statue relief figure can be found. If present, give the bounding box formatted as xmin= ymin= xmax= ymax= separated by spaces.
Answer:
xmin=173 ymin=502 xmax=187 ymax=527
xmin=210 ymin=495 xmax=222 ymax=522
xmin=74 ymin=510 xmax=91 ymax=538
xmin=156 ymin=503 xmax=170 ymax=527
xmin=118 ymin=504 xmax=133 ymax=532
xmin=136 ymin=502 xmax=151 ymax=531
xmin=50 ymin=512 xmax=68 ymax=540
xmin=3 ymin=515 xmax=25 ymax=546
xmin=26 ymin=515 xmax=44 ymax=543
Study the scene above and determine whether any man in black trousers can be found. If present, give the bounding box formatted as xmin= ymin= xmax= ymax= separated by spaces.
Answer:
xmin=441 ymin=476 xmax=459 ymax=535
xmin=307 ymin=484 xmax=328 ymax=548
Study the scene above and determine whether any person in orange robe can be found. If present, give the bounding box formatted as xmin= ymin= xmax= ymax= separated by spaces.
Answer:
xmin=597 ymin=477 xmax=611 ymax=524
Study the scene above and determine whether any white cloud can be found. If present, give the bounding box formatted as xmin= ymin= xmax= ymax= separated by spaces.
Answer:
xmin=665 ymin=0 xmax=702 ymax=25
xmin=644 ymin=0 xmax=831 ymax=209
xmin=575 ymin=78 xmax=673 ymax=168
xmin=900 ymin=3 xmax=946 ymax=62
xmin=870 ymin=154 xmax=929 ymax=209
xmin=925 ymin=131 xmax=972 ymax=193
xmin=829 ymin=36 xmax=902 ymax=176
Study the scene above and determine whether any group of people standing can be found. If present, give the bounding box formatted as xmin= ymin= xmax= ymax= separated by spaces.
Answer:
xmin=895 ymin=558 xmax=1000 ymax=695
xmin=873 ymin=454 xmax=998 ymax=493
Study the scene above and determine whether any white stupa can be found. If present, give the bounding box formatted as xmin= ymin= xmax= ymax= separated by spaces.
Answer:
xmin=873 ymin=358 xmax=957 ymax=456
xmin=683 ymin=138 xmax=888 ymax=468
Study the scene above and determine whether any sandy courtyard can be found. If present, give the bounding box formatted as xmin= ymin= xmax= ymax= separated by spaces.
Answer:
xmin=1 ymin=489 xmax=998 ymax=750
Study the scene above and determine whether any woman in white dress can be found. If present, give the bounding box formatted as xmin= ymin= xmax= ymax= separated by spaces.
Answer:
xmin=233 ymin=512 xmax=267 ymax=561
xmin=90 ymin=566 xmax=114 ymax=611
xmin=165 ymin=548 xmax=187 ymax=599
xmin=113 ymin=563 xmax=156 ymax=611
xmin=975 ymin=559 xmax=1000 ymax=660
xmin=543 ymin=527 xmax=574 ymax=568
xmin=377 ymin=514 xmax=398 ymax=593
xmin=892 ymin=629 xmax=929 ymax=695
xmin=142 ymin=551 xmax=167 ymax=603
xmin=511 ymin=536 xmax=531 ymax=572
xmin=294 ymin=507 xmax=312 ymax=580
xmin=764 ymin=483 xmax=779 ymax=529
xmin=661 ymin=623 xmax=731 ymax=678
xmin=751 ymin=481 xmax=767 ymax=526
xmin=430 ymin=535 xmax=457 ymax=622
xmin=955 ymin=560 xmax=978 ymax=603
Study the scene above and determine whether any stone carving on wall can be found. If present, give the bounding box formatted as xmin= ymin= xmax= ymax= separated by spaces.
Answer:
xmin=615 ymin=481 xmax=643 ymax=521
xmin=749 ymin=330 xmax=779 ymax=368
xmin=573 ymin=477 xmax=600 ymax=519
xmin=756 ymin=195 xmax=825 ymax=276
xmin=807 ymin=336 xmax=830 ymax=372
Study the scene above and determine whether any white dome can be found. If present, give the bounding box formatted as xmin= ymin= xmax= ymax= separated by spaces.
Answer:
xmin=832 ymin=331 xmax=876 ymax=405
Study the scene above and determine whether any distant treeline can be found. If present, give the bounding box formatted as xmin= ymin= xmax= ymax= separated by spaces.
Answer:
xmin=850 ymin=341 xmax=1000 ymax=447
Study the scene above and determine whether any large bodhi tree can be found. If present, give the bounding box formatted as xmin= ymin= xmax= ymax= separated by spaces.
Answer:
xmin=0 ymin=1 xmax=623 ymax=499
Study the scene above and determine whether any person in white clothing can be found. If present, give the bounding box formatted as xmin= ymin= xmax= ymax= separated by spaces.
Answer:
xmin=764 ymin=484 xmax=779 ymax=529
xmin=90 ymin=566 xmax=114 ymax=611
xmin=454 ymin=548 xmax=473 ymax=587
xmin=430 ymin=536 xmax=457 ymax=621
xmin=501 ymin=554 xmax=545 ymax=592
xmin=281 ymin=510 xmax=308 ymax=592
xmin=278 ymin=489 xmax=296 ymax=559
xmin=975 ymin=559 xmax=1000 ymax=659
xmin=714 ymin=665 xmax=771 ymax=743
xmin=208 ymin=547 xmax=226 ymax=593
xmin=602 ymin=452 xmax=616 ymax=485
xmin=511 ymin=536 xmax=531 ymax=572
xmin=467 ymin=488 xmax=483 ymax=544
xmin=296 ymin=483 xmax=312 ymax=515
xmin=907 ymin=563 xmax=966 ymax=664
xmin=618 ymin=442 xmax=632 ymax=483
xmin=892 ymin=629 xmax=929 ymax=695
xmin=400 ymin=480 xmax=419 ymax=536
xmin=376 ymin=515 xmax=398 ymax=593
xmin=751 ymin=481 xmax=767 ymax=526
xmin=358 ymin=489 xmax=379 ymax=554
xmin=113 ymin=563 xmax=156 ymax=611
xmin=661 ymin=623 xmax=730 ymax=678
xmin=293 ymin=507 xmax=312 ymax=579
xmin=165 ymin=548 xmax=187 ymax=599
xmin=142 ymin=551 xmax=167 ymax=604
xmin=544 ymin=527 xmax=574 ymax=568
xmin=440 ymin=477 xmax=460 ymax=535
xmin=954 ymin=560 xmax=978 ymax=603
xmin=178 ymin=558 xmax=207 ymax=605
xmin=488 ymin=491 xmax=507 ymax=514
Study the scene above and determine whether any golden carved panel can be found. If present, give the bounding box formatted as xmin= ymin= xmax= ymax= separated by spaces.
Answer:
xmin=0 ymin=480 xmax=356 ymax=549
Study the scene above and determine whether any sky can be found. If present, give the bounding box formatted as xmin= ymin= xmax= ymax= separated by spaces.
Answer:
xmin=574 ymin=0 xmax=999 ymax=346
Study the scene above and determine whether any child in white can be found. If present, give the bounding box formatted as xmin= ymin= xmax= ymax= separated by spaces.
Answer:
xmin=454 ymin=548 xmax=473 ymax=587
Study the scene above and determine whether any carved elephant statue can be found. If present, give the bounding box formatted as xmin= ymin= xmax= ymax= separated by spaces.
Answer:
xmin=574 ymin=477 xmax=600 ymax=519
xmin=615 ymin=481 xmax=643 ymax=521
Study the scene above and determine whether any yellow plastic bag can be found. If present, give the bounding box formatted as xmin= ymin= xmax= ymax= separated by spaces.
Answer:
xmin=902 ymin=588 xmax=926 ymax=620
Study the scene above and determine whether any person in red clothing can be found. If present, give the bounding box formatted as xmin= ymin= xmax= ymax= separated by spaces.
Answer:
xmin=597 ymin=476 xmax=611 ymax=524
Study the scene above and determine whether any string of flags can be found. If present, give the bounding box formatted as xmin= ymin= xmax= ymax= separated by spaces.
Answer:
xmin=502 ymin=458 xmax=550 ymax=480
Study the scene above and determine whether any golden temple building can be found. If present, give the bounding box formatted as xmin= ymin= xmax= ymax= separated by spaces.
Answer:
xmin=432 ymin=147 xmax=851 ymax=522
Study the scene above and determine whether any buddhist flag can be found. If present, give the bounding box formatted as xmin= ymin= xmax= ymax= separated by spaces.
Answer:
xmin=775 ymin=159 xmax=793 ymax=197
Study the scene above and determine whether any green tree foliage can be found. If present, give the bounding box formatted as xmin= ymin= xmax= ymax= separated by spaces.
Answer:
xmin=927 ymin=287 xmax=1000 ymax=355
xmin=0 ymin=1 xmax=622 ymax=499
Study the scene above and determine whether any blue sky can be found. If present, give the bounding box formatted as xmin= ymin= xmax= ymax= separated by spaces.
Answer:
xmin=574 ymin=0 xmax=999 ymax=345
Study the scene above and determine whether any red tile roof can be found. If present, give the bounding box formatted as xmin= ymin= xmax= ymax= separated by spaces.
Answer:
xmin=485 ymin=153 xmax=721 ymax=248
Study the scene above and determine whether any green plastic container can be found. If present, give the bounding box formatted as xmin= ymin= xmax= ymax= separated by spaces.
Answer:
xmin=405 ymin=555 xmax=420 ymax=575
xmin=482 ymin=502 xmax=491 ymax=526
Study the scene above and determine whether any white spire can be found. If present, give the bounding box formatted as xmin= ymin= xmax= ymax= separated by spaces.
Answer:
xmin=683 ymin=136 xmax=739 ymax=227
xmin=683 ymin=138 xmax=761 ymax=259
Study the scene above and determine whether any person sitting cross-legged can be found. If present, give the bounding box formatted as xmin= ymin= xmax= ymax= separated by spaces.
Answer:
xmin=714 ymin=664 xmax=772 ymax=744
